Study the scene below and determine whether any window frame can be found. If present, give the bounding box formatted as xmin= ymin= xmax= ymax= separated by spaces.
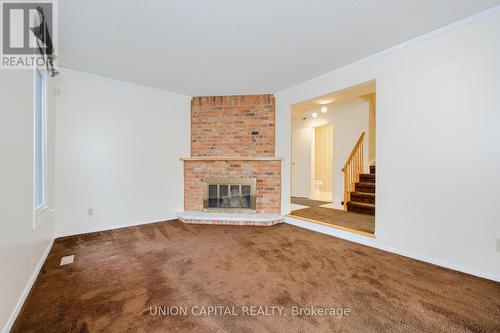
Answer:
xmin=34 ymin=66 xmax=48 ymax=219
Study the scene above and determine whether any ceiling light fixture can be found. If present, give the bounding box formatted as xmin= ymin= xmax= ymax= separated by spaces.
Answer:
xmin=311 ymin=112 xmax=318 ymax=118
xmin=321 ymin=106 xmax=328 ymax=113
xmin=317 ymin=99 xmax=333 ymax=105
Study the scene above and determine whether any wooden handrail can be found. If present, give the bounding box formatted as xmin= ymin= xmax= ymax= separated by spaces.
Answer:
xmin=342 ymin=132 xmax=365 ymax=210
xmin=342 ymin=132 xmax=365 ymax=172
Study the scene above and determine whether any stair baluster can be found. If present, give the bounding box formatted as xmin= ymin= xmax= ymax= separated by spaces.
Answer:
xmin=342 ymin=132 xmax=365 ymax=210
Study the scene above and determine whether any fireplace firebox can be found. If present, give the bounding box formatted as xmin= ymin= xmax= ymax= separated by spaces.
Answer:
xmin=203 ymin=178 xmax=256 ymax=213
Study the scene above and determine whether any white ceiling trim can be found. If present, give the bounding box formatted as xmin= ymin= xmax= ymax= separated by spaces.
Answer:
xmin=275 ymin=4 xmax=500 ymax=96
xmin=57 ymin=67 xmax=192 ymax=98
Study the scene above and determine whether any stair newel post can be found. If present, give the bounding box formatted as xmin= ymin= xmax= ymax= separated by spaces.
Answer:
xmin=354 ymin=150 xmax=357 ymax=183
xmin=356 ymin=147 xmax=359 ymax=183
xmin=359 ymin=149 xmax=362 ymax=180
xmin=357 ymin=148 xmax=361 ymax=182
xmin=350 ymin=162 xmax=353 ymax=192
xmin=346 ymin=163 xmax=349 ymax=195
xmin=354 ymin=153 xmax=357 ymax=184
xmin=360 ymin=141 xmax=364 ymax=174
xmin=355 ymin=147 xmax=359 ymax=183
xmin=349 ymin=162 xmax=353 ymax=199
xmin=347 ymin=169 xmax=350 ymax=207
xmin=342 ymin=132 xmax=365 ymax=211
xmin=347 ymin=164 xmax=350 ymax=197
xmin=352 ymin=162 xmax=355 ymax=190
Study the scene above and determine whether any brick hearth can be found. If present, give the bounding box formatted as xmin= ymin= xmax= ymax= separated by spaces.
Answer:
xmin=184 ymin=160 xmax=281 ymax=214
xmin=179 ymin=94 xmax=282 ymax=225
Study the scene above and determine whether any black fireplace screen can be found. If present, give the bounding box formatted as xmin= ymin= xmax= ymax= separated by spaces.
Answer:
xmin=204 ymin=178 xmax=256 ymax=212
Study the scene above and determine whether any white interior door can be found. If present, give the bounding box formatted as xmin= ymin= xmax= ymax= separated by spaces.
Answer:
xmin=291 ymin=127 xmax=312 ymax=198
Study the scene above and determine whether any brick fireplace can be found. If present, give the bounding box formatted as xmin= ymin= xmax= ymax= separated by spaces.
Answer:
xmin=177 ymin=95 xmax=282 ymax=226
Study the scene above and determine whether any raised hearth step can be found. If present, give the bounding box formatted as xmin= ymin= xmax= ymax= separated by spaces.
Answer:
xmin=176 ymin=211 xmax=284 ymax=226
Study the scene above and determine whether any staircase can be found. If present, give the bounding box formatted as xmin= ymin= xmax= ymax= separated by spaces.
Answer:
xmin=346 ymin=165 xmax=375 ymax=215
xmin=341 ymin=132 xmax=375 ymax=216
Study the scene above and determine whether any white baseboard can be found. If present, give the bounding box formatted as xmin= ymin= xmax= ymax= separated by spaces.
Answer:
xmin=55 ymin=217 xmax=176 ymax=239
xmin=2 ymin=238 xmax=55 ymax=333
xmin=285 ymin=216 xmax=500 ymax=282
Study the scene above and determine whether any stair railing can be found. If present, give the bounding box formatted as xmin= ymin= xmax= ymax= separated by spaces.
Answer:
xmin=342 ymin=132 xmax=365 ymax=210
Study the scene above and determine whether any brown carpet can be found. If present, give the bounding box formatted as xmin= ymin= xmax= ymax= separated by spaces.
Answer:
xmin=291 ymin=196 xmax=331 ymax=207
xmin=290 ymin=207 xmax=375 ymax=234
xmin=12 ymin=220 xmax=499 ymax=333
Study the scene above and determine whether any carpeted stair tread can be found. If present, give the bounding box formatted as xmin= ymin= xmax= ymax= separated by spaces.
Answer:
xmin=356 ymin=182 xmax=375 ymax=187
xmin=348 ymin=165 xmax=376 ymax=215
xmin=351 ymin=192 xmax=375 ymax=204
xmin=355 ymin=182 xmax=375 ymax=194
xmin=351 ymin=191 xmax=375 ymax=197
xmin=346 ymin=201 xmax=375 ymax=215
xmin=359 ymin=174 xmax=375 ymax=182
xmin=347 ymin=202 xmax=375 ymax=209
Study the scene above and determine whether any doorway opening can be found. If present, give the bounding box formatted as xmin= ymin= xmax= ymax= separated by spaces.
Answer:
xmin=313 ymin=124 xmax=333 ymax=202
xmin=289 ymin=81 xmax=376 ymax=237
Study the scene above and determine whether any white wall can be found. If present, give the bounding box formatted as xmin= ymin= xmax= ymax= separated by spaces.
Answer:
xmin=54 ymin=70 xmax=191 ymax=236
xmin=0 ymin=70 xmax=56 ymax=332
xmin=291 ymin=100 xmax=369 ymax=204
xmin=277 ymin=10 xmax=500 ymax=280
xmin=291 ymin=126 xmax=312 ymax=198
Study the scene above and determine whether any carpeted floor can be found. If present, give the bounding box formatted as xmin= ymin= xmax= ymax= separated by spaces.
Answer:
xmin=290 ymin=207 xmax=375 ymax=235
xmin=291 ymin=196 xmax=331 ymax=207
xmin=12 ymin=220 xmax=500 ymax=332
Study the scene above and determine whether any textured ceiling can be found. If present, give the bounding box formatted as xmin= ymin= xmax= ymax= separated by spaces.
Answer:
xmin=58 ymin=0 xmax=500 ymax=95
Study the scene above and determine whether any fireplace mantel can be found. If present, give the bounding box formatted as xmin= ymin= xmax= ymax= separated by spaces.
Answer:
xmin=180 ymin=157 xmax=283 ymax=161
xmin=181 ymin=94 xmax=281 ymax=224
